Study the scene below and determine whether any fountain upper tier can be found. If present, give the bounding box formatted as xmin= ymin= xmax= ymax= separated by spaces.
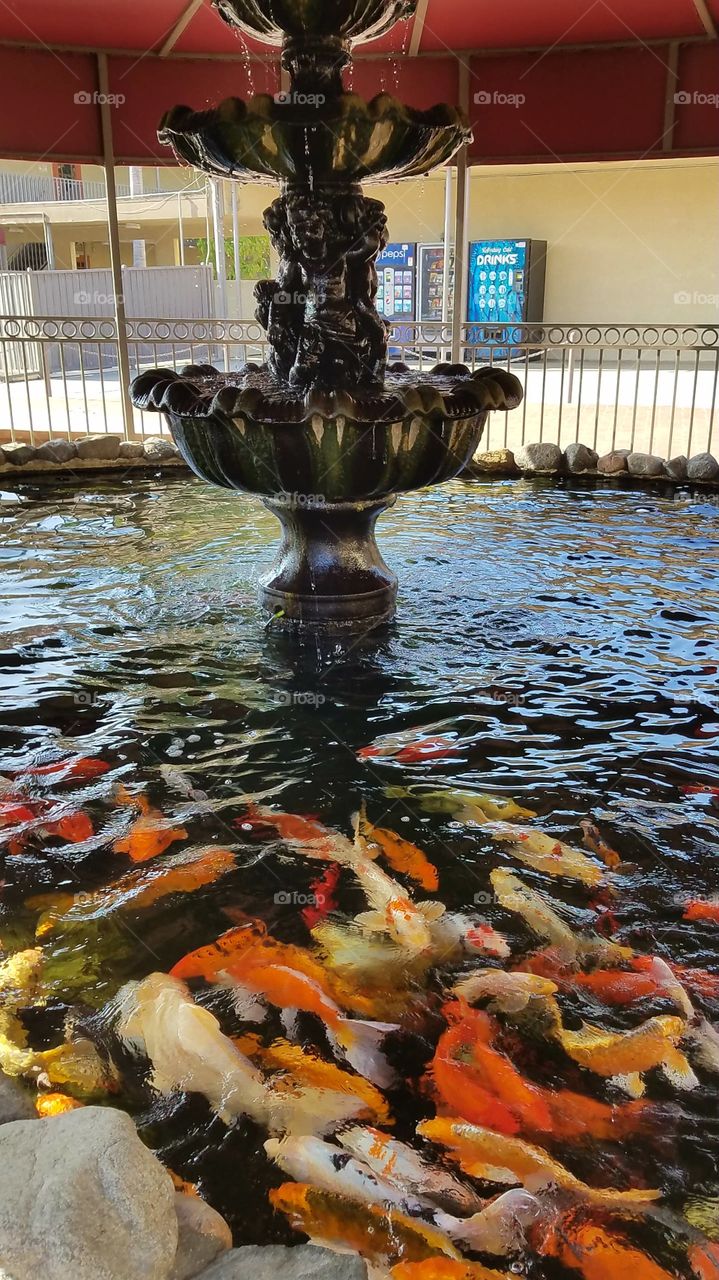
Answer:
xmin=213 ymin=0 xmax=416 ymax=46
xmin=160 ymin=95 xmax=470 ymax=186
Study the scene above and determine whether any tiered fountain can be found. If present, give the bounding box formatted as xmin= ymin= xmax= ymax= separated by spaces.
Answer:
xmin=132 ymin=0 xmax=523 ymax=630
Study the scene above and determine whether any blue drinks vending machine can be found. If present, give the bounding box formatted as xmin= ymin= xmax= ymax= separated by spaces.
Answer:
xmin=376 ymin=242 xmax=416 ymax=353
xmin=466 ymin=238 xmax=546 ymax=357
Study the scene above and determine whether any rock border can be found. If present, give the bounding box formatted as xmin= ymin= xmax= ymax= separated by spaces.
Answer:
xmin=465 ymin=444 xmax=719 ymax=489
xmin=0 ymin=435 xmax=187 ymax=478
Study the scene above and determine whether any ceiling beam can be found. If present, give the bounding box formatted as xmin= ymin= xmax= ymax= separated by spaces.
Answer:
xmin=408 ymin=0 xmax=430 ymax=56
xmin=691 ymin=0 xmax=718 ymax=36
xmin=158 ymin=0 xmax=205 ymax=57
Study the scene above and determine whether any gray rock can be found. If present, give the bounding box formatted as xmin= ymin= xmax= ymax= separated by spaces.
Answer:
xmin=2 ymin=442 xmax=36 ymax=466
xmin=0 ymin=1106 xmax=177 ymax=1280
xmin=564 ymin=442 xmax=598 ymax=473
xmin=0 ymin=1075 xmax=37 ymax=1124
xmin=514 ymin=442 xmax=564 ymax=474
xmin=36 ymin=439 xmax=78 ymax=464
xmin=664 ymin=455 xmax=688 ymax=481
xmin=470 ymin=448 xmax=517 ymax=476
xmin=686 ymin=452 xmax=719 ymax=482
xmin=198 ymin=1245 xmax=367 ymax=1280
xmin=144 ymin=436 xmax=178 ymax=461
xmin=627 ymin=452 xmax=665 ymax=478
xmin=170 ymin=1193 xmax=232 ymax=1280
xmin=76 ymin=434 xmax=122 ymax=461
xmin=597 ymin=450 xmax=629 ymax=474
xmin=119 ymin=439 xmax=145 ymax=459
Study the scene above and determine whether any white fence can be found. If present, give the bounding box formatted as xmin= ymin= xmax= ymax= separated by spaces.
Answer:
xmin=0 ymin=318 xmax=717 ymax=459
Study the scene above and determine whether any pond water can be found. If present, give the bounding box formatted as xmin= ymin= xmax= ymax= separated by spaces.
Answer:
xmin=1 ymin=473 xmax=718 ymax=1277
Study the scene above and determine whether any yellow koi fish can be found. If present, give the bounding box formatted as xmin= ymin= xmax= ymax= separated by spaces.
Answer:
xmin=452 ymin=969 xmax=559 ymax=1014
xmin=418 ymin=1118 xmax=660 ymax=1208
xmin=490 ymin=870 xmax=630 ymax=966
xmin=548 ymin=1008 xmax=697 ymax=1097
xmin=490 ymin=826 xmax=604 ymax=887
xmin=384 ymin=787 xmax=536 ymax=823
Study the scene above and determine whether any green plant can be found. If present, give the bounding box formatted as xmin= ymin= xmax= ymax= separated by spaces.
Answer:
xmin=195 ymin=234 xmax=270 ymax=280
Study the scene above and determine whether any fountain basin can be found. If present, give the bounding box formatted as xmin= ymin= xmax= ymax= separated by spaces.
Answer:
xmin=131 ymin=362 xmax=522 ymax=626
xmin=159 ymin=94 xmax=471 ymax=184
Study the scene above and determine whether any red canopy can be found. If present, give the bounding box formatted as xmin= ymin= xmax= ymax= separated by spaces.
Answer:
xmin=0 ymin=0 xmax=717 ymax=164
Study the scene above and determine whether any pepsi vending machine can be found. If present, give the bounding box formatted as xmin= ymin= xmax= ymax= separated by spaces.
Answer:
xmin=467 ymin=238 xmax=546 ymax=356
xmin=376 ymin=242 xmax=416 ymax=351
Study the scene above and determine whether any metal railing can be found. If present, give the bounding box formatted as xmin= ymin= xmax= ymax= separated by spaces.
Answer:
xmin=0 ymin=318 xmax=717 ymax=460
xmin=0 ymin=172 xmax=132 ymax=204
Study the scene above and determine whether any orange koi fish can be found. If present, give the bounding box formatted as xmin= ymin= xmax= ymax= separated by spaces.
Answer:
xmin=18 ymin=757 xmax=109 ymax=783
xmin=28 ymin=846 xmax=236 ymax=936
xmin=269 ymin=1182 xmax=461 ymax=1266
xmin=234 ymin=1035 xmax=392 ymax=1125
xmin=392 ymin=1262 xmax=514 ymax=1280
xmin=235 ymin=803 xmax=337 ymax=849
xmin=171 ymin=920 xmax=268 ymax=980
xmin=682 ymin=785 xmax=719 ymax=797
xmin=358 ymin=804 xmax=439 ymax=892
xmin=580 ymin=820 xmax=622 ymax=869
xmin=418 ymin=1118 xmax=659 ymax=1209
xmin=523 ymin=949 xmax=719 ymax=1005
xmin=357 ymin=723 xmax=461 ymax=763
xmin=536 ymin=1212 xmax=674 ymax=1280
xmin=0 ymin=801 xmax=40 ymax=827
xmin=35 ymin=1093 xmax=85 ymax=1117
xmin=689 ymin=1241 xmax=719 ymax=1280
xmin=50 ymin=813 xmax=94 ymax=842
xmin=684 ymin=898 xmax=719 ymax=925
xmin=225 ymin=953 xmax=397 ymax=1088
xmin=302 ymin=863 xmax=341 ymax=928
xmin=431 ymin=1002 xmax=651 ymax=1143
xmin=113 ymin=787 xmax=187 ymax=863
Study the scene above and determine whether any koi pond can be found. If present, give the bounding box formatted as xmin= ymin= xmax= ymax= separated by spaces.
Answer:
xmin=1 ymin=473 xmax=719 ymax=1279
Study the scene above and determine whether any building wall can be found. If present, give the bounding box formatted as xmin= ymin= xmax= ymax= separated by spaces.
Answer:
xmin=369 ymin=157 xmax=719 ymax=324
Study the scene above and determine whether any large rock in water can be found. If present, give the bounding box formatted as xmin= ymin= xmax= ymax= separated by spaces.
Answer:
xmin=0 ymin=1106 xmax=178 ymax=1280
xmin=0 ymin=1075 xmax=36 ymax=1124
xmin=170 ymin=1192 xmax=232 ymax=1280
xmin=564 ymin=442 xmax=598 ymax=473
xmin=687 ymin=452 xmax=719 ymax=482
xmin=198 ymin=1245 xmax=368 ymax=1280
xmin=627 ymin=452 xmax=665 ymax=478
xmin=514 ymin=442 xmax=564 ymax=474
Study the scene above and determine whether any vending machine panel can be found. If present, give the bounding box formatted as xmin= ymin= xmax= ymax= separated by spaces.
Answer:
xmin=466 ymin=238 xmax=546 ymax=358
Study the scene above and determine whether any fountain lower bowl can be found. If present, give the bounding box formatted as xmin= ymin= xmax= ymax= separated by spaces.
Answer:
xmin=131 ymin=362 xmax=522 ymax=627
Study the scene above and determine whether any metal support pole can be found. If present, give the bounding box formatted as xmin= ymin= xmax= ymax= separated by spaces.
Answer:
xmin=211 ymin=177 xmax=227 ymax=318
xmin=451 ymin=148 xmax=468 ymax=364
xmin=177 ymin=192 xmax=185 ymax=266
xmin=451 ymin=58 xmax=471 ymax=365
xmin=441 ymin=166 xmax=453 ymax=359
xmin=42 ymin=216 xmax=56 ymax=270
xmin=231 ymin=183 xmax=241 ymax=299
xmin=97 ymin=52 xmax=133 ymax=439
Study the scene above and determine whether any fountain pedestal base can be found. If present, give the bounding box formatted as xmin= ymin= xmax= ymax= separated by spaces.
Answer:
xmin=260 ymin=496 xmax=398 ymax=629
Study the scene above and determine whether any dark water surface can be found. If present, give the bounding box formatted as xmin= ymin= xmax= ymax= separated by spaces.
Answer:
xmin=1 ymin=473 xmax=719 ymax=1273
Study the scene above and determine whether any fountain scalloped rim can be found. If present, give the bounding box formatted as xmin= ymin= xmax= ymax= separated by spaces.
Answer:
xmin=212 ymin=0 xmax=417 ymax=46
xmin=159 ymin=94 xmax=472 ymax=185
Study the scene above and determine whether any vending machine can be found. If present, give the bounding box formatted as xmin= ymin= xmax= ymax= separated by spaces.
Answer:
xmin=466 ymin=238 xmax=546 ymax=357
xmin=417 ymin=243 xmax=454 ymax=323
xmin=376 ymin=242 xmax=416 ymax=352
